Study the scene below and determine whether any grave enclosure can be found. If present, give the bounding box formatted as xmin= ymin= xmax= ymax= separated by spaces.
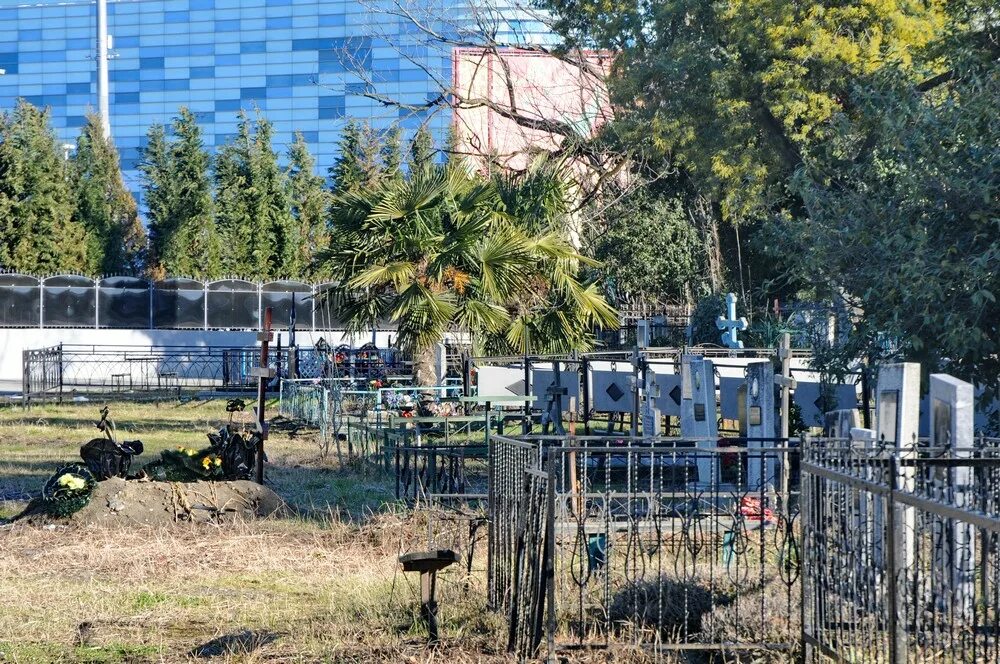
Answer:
xmin=372 ymin=349 xmax=1000 ymax=661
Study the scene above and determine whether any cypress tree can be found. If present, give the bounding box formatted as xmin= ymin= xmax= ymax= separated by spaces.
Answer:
xmin=407 ymin=125 xmax=435 ymax=175
xmin=139 ymin=123 xmax=172 ymax=279
xmin=0 ymin=99 xmax=88 ymax=274
xmin=329 ymin=120 xmax=382 ymax=194
xmin=214 ymin=110 xmax=295 ymax=280
xmin=71 ymin=113 xmax=145 ymax=275
xmin=140 ymin=107 xmax=220 ymax=280
xmin=380 ymin=126 xmax=403 ymax=182
xmin=214 ymin=113 xmax=253 ymax=276
xmin=287 ymin=132 xmax=329 ymax=279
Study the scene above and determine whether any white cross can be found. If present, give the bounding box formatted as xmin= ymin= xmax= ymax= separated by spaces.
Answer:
xmin=716 ymin=293 xmax=748 ymax=349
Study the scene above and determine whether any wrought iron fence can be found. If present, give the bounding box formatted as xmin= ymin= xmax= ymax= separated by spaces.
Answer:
xmin=394 ymin=443 xmax=489 ymax=506
xmin=801 ymin=437 xmax=1000 ymax=663
xmin=21 ymin=343 xmax=409 ymax=404
xmin=489 ymin=434 xmax=803 ymax=660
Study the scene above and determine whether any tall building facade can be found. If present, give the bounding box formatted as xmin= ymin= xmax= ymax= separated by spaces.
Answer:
xmin=0 ymin=0 xmax=541 ymax=195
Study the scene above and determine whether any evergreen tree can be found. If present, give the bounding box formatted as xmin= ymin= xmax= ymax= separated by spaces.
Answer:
xmin=407 ymin=125 xmax=435 ymax=175
xmin=329 ymin=120 xmax=381 ymax=194
xmin=287 ymin=132 xmax=330 ymax=278
xmin=0 ymin=100 xmax=88 ymax=274
xmin=214 ymin=114 xmax=254 ymax=276
xmin=214 ymin=110 xmax=296 ymax=280
xmin=380 ymin=126 xmax=403 ymax=182
xmin=71 ymin=113 xmax=145 ymax=275
xmin=139 ymin=123 xmax=172 ymax=279
xmin=140 ymin=107 xmax=220 ymax=279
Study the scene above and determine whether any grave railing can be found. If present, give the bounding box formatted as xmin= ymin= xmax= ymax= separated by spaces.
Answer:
xmin=488 ymin=434 xmax=802 ymax=659
xmin=801 ymin=436 xmax=1000 ymax=663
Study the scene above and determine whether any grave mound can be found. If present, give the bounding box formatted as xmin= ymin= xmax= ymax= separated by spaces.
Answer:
xmin=17 ymin=477 xmax=289 ymax=527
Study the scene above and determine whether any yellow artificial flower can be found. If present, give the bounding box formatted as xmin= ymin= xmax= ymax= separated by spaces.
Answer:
xmin=186 ymin=448 xmax=197 ymax=457
xmin=213 ymin=457 xmax=222 ymax=467
xmin=57 ymin=474 xmax=86 ymax=491
xmin=201 ymin=457 xmax=212 ymax=469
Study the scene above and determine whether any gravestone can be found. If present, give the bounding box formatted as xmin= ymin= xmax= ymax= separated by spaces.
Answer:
xmin=591 ymin=362 xmax=635 ymax=414
xmin=744 ymin=361 xmax=777 ymax=492
xmin=824 ymin=409 xmax=861 ymax=438
xmin=875 ymin=363 xmax=920 ymax=574
xmin=929 ymin=373 xmax=975 ymax=622
xmin=716 ymin=293 xmax=748 ymax=349
xmin=680 ymin=356 xmax=718 ymax=485
xmin=794 ymin=381 xmax=859 ymax=428
xmin=477 ymin=365 xmax=525 ymax=397
xmin=636 ymin=319 xmax=651 ymax=349
xmin=531 ymin=365 xmax=580 ymax=404
xmin=645 ymin=365 xmax=682 ymax=418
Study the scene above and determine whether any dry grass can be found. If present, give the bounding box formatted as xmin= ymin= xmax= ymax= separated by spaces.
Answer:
xmin=0 ymin=400 xmax=509 ymax=663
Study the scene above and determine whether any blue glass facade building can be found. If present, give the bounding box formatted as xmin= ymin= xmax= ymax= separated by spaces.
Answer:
xmin=0 ymin=0 xmax=538 ymax=196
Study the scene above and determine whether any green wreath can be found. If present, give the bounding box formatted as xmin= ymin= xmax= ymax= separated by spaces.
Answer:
xmin=42 ymin=464 xmax=97 ymax=517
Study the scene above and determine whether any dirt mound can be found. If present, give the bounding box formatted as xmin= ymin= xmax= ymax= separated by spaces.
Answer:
xmin=17 ymin=477 xmax=290 ymax=527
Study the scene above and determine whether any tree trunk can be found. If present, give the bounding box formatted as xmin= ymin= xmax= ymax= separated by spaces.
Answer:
xmin=413 ymin=344 xmax=439 ymax=387
xmin=688 ymin=194 xmax=724 ymax=293
xmin=412 ymin=343 xmax=440 ymax=418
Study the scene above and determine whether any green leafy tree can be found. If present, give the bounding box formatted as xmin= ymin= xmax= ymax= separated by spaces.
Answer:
xmin=215 ymin=111 xmax=296 ymax=280
xmin=542 ymin=0 xmax=948 ymax=223
xmin=774 ymin=59 xmax=999 ymax=395
xmin=0 ymin=100 xmax=88 ymax=273
xmin=71 ymin=113 xmax=145 ymax=275
xmin=287 ymin=132 xmax=330 ymax=279
xmin=588 ymin=191 xmax=702 ymax=307
xmin=319 ymin=155 xmax=617 ymax=386
xmin=140 ymin=107 xmax=220 ymax=279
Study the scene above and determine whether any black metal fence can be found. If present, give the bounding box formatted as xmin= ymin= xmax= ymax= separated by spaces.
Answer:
xmin=21 ymin=343 xmax=409 ymax=404
xmin=801 ymin=438 xmax=1000 ymax=662
xmin=394 ymin=444 xmax=489 ymax=506
xmin=0 ymin=273 xmax=389 ymax=330
xmin=489 ymin=434 xmax=802 ymax=659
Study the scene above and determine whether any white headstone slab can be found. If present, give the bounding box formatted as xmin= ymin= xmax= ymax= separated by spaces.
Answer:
xmin=681 ymin=355 xmax=718 ymax=485
xmin=794 ymin=382 xmax=860 ymax=428
xmin=646 ymin=368 xmax=682 ymax=417
xmin=876 ymin=362 xmax=920 ymax=574
xmin=824 ymin=409 xmax=861 ymax=438
xmin=719 ymin=377 xmax=743 ymax=420
xmin=876 ymin=363 xmax=921 ymax=446
xmin=531 ymin=366 xmax=580 ymax=404
xmin=433 ymin=343 xmax=448 ymax=384
xmin=930 ymin=373 xmax=975 ymax=622
xmin=476 ymin=365 xmax=525 ymax=398
xmin=591 ymin=362 xmax=635 ymax=413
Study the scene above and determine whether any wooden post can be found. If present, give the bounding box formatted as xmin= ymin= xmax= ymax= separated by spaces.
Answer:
xmin=254 ymin=307 xmax=274 ymax=484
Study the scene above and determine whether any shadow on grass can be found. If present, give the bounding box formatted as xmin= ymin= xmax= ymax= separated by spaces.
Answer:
xmin=189 ymin=629 xmax=281 ymax=658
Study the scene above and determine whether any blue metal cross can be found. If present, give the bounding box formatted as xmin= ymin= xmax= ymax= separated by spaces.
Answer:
xmin=716 ymin=292 xmax=748 ymax=349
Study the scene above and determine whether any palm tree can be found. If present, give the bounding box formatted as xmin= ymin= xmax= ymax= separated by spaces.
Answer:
xmin=317 ymin=159 xmax=617 ymax=387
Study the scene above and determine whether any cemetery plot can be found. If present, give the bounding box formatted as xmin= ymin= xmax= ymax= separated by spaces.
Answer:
xmin=490 ymin=434 xmax=801 ymax=658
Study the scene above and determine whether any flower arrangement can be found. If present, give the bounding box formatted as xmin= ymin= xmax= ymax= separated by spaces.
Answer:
xmin=143 ymin=446 xmax=225 ymax=481
xmin=41 ymin=464 xmax=97 ymax=517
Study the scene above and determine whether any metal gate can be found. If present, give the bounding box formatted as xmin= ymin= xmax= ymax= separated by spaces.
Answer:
xmin=507 ymin=466 xmax=553 ymax=659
